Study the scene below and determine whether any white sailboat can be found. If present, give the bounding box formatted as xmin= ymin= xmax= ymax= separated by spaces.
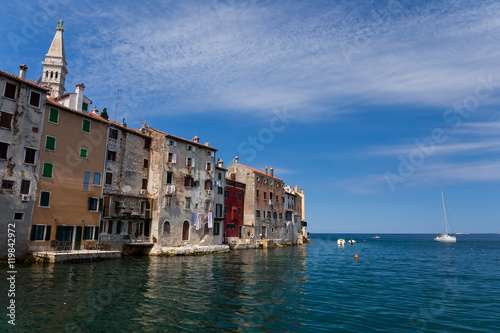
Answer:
xmin=434 ymin=191 xmax=456 ymax=243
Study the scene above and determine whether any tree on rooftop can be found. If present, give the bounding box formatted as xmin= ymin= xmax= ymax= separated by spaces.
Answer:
xmin=101 ymin=107 xmax=109 ymax=120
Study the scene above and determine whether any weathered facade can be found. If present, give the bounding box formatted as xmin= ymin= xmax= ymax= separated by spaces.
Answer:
xmin=226 ymin=159 xmax=294 ymax=245
xmin=224 ymin=173 xmax=246 ymax=244
xmin=213 ymin=162 xmax=227 ymax=245
xmin=29 ymin=98 xmax=108 ymax=251
xmin=0 ymin=68 xmax=47 ymax=260
xmin=148 ymin=129 xmax=219 ymax=251
xmin=100 ymin=122 xmax=153 ymax=246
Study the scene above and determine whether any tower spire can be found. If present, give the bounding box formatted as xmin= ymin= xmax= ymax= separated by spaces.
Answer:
xmin=41 ymin=20 xmax=68 ymax=99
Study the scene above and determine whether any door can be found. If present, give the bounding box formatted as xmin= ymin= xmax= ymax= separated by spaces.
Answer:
xmin=182 ymin=221 xmax=189 ymax=241
xmin=75 ymin=226 xmax=82 ymax=250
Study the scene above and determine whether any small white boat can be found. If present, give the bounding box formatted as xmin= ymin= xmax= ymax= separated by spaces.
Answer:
xmin=434 ymin=191 xmax=456 ymax=243
xmin=348 ymin=239 xmax=356 ymax=245
xmin=337 ymin=238 xmax=345 ymax=246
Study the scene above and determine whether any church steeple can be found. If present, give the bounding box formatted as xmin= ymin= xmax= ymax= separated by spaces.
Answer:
xmin=41 ymin=19 xmax=68 ymax=99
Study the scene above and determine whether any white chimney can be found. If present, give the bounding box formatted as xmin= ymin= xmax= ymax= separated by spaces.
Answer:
xmin=193 ymin=136 xmax=200 ymax=143
xmin=92 ymin=106 xmax=99 ymax=115
xmin=19 ymin=64 xmax=28 ymax=80
xmin=75 ymin=83 xmax=85 ymax=112
xmin=270 ymin=167 xmax=274 ymax=178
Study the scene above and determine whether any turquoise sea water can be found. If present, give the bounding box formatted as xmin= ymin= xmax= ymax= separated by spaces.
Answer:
xmin=2 ymin=233 xmax=500 ymax=332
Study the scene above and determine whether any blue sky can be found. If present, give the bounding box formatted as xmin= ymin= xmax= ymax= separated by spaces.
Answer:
xmin=2 ymin=0 xmax=499 ymax=233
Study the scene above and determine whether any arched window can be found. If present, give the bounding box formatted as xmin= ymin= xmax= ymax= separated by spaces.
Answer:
xmin=50 ymin=72 xmax=53 ymax=79
xmin=182 ymin=220 xmax=189 ymax=241
xmin=163 ymin=221 xmax=170 ymax=235
xmin=45 ymin=71 xmax=49 ymax=78
xmin=55 ymin=72 xmax=58 ymax=79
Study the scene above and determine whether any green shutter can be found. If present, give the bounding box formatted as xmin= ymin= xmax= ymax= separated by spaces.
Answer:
xmin=45 ymin=136 xmax=56 ymax=151
xmin=42 ymin=163 xmax=53 ymax=178
xmin=45 ymin=225 xmax=51 ymax=241
xmin=55 ymin=226 xmax=62 ymax=241
xmin=30 ymin=226 xmax=37 ymax=241
xmin=82 ymin=119 xmax=90 ymax=133
xmin=82 ymin=102 xmax=88 ymax=111
xmin=49 ymin=108 xmax=59 ymax=123
xmin=99 ymin=198 xmax=104 ymax=212
xmin=94 ymin=227 xmax=99 ymax=240
xmin=80 ymin=148 xmax=87 ymax=158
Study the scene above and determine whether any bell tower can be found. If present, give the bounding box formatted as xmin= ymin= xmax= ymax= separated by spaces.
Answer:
xmin=41 ymin=19 xmax=68 ymax=99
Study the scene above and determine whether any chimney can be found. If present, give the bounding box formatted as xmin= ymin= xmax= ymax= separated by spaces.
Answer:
xmin=265 ymin=166 xmax=268 ymax=176
xmin=193 ymin=136 xmax=200 ymax=143
xmin=19 ymin=64 xmax=28 ymax=80
xmin=75 ymin=83 xmax=85 ymax=111
xmin=294 ymin=185 xmax=298 ymax=193
xmin=235 ymin=156 xmax=239 ymax=163
xmin=218 ymin=159 xmax=224 ymax=168
xmin=270 ymin=167 xmax=274 ymax=178
xmin=204 ymin=142 xmax=210 ymax=146
xmin=92 ymin=106 xmax=99 ymax=116
xmin=121 ymin=118 xmax=127 ymax=127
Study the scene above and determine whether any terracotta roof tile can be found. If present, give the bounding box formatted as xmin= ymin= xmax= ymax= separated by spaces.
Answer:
xmin=237 ymin=163 xmax=283 ymax=181
xmin=0 ymin=69 xmax=47 ymax=90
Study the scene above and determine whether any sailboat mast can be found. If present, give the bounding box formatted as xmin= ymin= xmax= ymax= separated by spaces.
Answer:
xmin=441 ymin=191 xmax=448 ymax=234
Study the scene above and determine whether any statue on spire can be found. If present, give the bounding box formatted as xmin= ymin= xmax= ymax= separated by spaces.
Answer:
xmin=57 ymin=19 xmax=64 ymax=29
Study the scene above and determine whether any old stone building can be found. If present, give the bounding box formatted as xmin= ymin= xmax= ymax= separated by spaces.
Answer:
xmin=226 ymin=158 xmax=294 ymax=245
xmin=99 ymin=122 xmax=153 ymax=245
xmin=213 ymin=161 xmax=227 ymax=244
xmin=0 ymin=67 xmax=48 ymax=260
xmin=147 ymin=128 xmax=218 ymax=251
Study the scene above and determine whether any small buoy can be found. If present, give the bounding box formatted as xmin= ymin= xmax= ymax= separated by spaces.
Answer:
xmin=354 ymin=253 xmax=359 ymax=259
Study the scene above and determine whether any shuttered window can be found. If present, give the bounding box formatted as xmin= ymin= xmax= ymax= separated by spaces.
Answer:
xmin=45 ymin=136 xmax=56 ymax=151
xmin=82 ymin=119 xmax=91 ymax=133
xmin=42 ymin=162 xmax=53 ymax=178
xmin=48 ymin=108 xmax=59 ymax=124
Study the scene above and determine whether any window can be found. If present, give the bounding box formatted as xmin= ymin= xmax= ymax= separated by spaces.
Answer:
xmin=279 ymin=213 xmax=283 ymax=219
xmin=205 ymin=179 xmax=212 ymax=190
xmin=29 ymin=90 xmax=41 ymax=108
xmin=256 ymin=176 xmax=260 ymax=181
xmin=109 ymin=128 xmax=118 ymax=139
xmin=30 ymin=225 xmax=50 ymax=241
xmin=224 ymin=190 xmax=229 ymax=198
xmin=45 ymin=136 xmax=56 ymax=151
xmin=186 ymin=157 xmax=195 ymax=167
xmin=42 ymin=162 xmax=53 ymax=178
xmin=80 ymin=148 xmax=88 ymax=159
xmin=144 ymin=138 xmax=151 ymax=150
xmin=48 ymin=108 xmax=59 ymax=124
xmin=83 ymin=226 xmax=97 ymax=240
xmin=1 ymin=180 xmax=14 ymax=190
xmin=166 ymin=172 xmax=173 ymax=184
xmin=213 ymin=222 xmax=220 ymax=235
xmin=0 ymin=112 xmax=12 ymax=129
xmin=270 ymin=180 xmax=273 ymax=185
xmin=168 ymin=139 xmax=177 ymax=147
xmin=207 ymin=150 xmax=214 ymax=157
xmin=24 ymin=147 xmax=36 ymax=164
xmin=267 ymin=211 xmax=271 ymax=218
xmin=39 ymin=191 xmax=51 ymax=207
xmin=168 ymin=152 xmax=177 ymax=163
xmin=88 ymin=197 xmax=99 ymax=211
xmin=13 ymin=212 xmax=24 ymax=221
xmin=185 ymin=198 xmax=191 ymax=209
xmin=216 ymin=204 xmax=223 ymax=218
xmin=206 ymin=162 xmax=212 ymax=172
xmin=3 ymin=82 xmax=16 ymax=99
xmin=143 ymin=159 xmax=149 ymax=168
xmin=163 ymin=221 xmax=170 ymax=234
xmin=218 ymin=172 xmax=222 ymax=180
xmin=82 ymin=119 xmax=91 ymax=133
xmin=256 ymin=190 xmax=259 ymax=198
xmin=224 ymin=205 xmax=228 ymax=214
xmin=107 ymin=150 xmax=116 ymax=161
xmin=238 ymin=207 xmax=241 ymax=215
xmin=84 ymin=172 xmax=90 ymax=191
xmin=0 ymin=142 xmax=8 ymax=159
xmin=238 ymin=193 xmax=242 ymax=201
xmin=82 ymin=102 xmax=89 ymax=112
xmin=20 ymin=180 xmax=30 ymax=194
xmin=256 ymin=210 xmax=260 ymax=218
xmin=141 ymin=178 xmax=148 ymax=190
xmin=165 ymin=196 xmax=172 ymax=208
xmin=105 ymin=172 xmax=113 ymax=185
xmin=184 ymin=176 xmax=194 ymax=188
xmin=205 ymin=200 xmax=210 ymax=211
xmin=276 ymin=195 xmax=278 ymax=202
xmin=218 ymin=187 xmax=223 ymax=195
xmin=264 ymin=178 xmax=267 ymax=184
xmin=282 ymin=196 xmax=285 ymax=204
xmin=187 ymin=144 xmax=195 ymax=152
xmin=93 ymin=173 xmax=101 ymax=185
xmin=263 ymin=192 xmax=267 ymax=200
xmin=270 ymin=192 xmax=273 ymax=201
xmin=274 ymin=212 xmax=277 ymax=219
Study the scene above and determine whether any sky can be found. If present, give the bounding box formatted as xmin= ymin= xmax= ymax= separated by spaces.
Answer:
xmin=1 ymin=0 xmax=499 ymax=233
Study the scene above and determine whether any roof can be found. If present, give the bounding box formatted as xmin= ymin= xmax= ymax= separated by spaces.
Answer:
xmin=0 ymin=69 xmax=48 ymax=91
xmin=146 ymin=126 xmax=218 ymax=151
xmin=215 ymin=165 xmax=228 ymax=171
xmin=236 ymin=163 xmax=283 ymax=181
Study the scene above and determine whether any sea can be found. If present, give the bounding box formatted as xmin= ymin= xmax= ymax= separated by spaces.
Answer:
xmin=2 ymin=233 xmax=500 ymax=332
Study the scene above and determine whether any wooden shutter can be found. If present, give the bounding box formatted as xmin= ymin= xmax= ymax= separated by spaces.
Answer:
xmin=45 ymin=225 xmax=51 ymax=241
xmin=30 ymin=226 xmax=37 ymax=241
xmin=99 ymin=198 xmax=104 ymax=212
xmin=94 ymin=227 xmax=99 ymax=240
xmin=55 ymin=226 xmax=62 ymax=240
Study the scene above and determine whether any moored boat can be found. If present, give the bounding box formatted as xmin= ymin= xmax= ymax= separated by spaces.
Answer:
xmin=337 ymin=238 xmax=345 ymax=246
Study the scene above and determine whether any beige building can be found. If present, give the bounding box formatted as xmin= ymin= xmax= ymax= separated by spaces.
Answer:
xmin=0 ymin=67 xmax=48 ymax=260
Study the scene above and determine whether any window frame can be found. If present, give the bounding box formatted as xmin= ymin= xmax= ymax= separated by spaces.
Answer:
xmin=23 ymin=147 xmax=37 ymax=165
xmin=0 ymin=142 xmax=8 ymax=159
xmin=93 ymin=172 xmax=101 ymax=186
xmin=42 ymin=162 xmax=53 ymax=179
xmin=39 ymin=191 xmax=51 ymax=208
xmin=0 ymin=111 xmax=13 ymax=129
xmin=48 ymin=108 xmax=59 ymax=124
xmin=82 ymin=119 xmax=91 ymax=133
xmin=28 ymin=90 xmax=41 ymax=108
xmin=45 ymin=135 xmax=56 ymax=151
xmin=3 ymin=82 xmax=17 ymax=100
xmin=88 ymin=197 xmax=99 ymax=212
xmin=80 ymin=148 xmax=88 ymax=159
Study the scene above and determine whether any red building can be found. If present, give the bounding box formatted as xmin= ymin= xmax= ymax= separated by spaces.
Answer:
xmin=224 ymin=175 xmax=245 ymax=243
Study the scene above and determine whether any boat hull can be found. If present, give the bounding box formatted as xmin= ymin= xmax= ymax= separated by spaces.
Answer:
xmin=434 ymin=234 xmax=456 ymax=243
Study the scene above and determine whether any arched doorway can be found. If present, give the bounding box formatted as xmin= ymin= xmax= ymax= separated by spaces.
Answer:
xmin=182 ymin=220 xmax=189 ymax=241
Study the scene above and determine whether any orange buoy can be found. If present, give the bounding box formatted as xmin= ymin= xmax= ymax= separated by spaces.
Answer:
xmin=354 ymin=253 xmax=359 ymax=259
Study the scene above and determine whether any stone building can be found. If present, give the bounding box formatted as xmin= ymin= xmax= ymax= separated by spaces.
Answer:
xmin=147 ymin=128 xmax=218 ymax=251
xmin=99 ymin=121 xmax=153 ymax=245
xmin=0 ymin=67 xmax=48 ymax=260
xmin=226 ymin=158 xmax=294 ymax=245
xmin=213 ymin=161 xmax=227 ymax=245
